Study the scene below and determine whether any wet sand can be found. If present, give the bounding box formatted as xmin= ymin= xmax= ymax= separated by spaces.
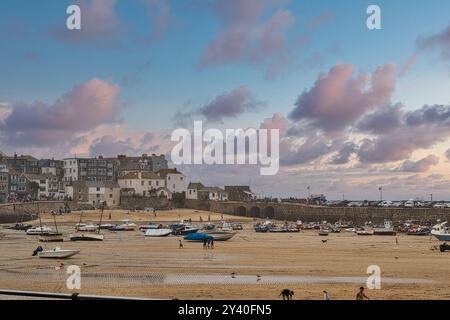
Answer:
xmin=0 ymin=209 xmax=449 ymax=300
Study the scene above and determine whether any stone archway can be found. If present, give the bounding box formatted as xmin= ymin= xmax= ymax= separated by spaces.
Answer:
xmin=263 ymin=206 xmax=275 ymax=219
xmin=250 ymin=206 xmax=261 ymax=218
xmin=235 ymin=206 xmax=247 ymax=216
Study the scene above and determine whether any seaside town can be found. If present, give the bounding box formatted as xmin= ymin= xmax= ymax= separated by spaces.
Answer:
xmin=2 ymin=1 xmax=450 ymax=305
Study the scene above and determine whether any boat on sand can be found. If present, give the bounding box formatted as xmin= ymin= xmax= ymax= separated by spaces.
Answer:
xmin=145 ymin=229 xmax=173 ymax=237
xmin=33 ymin=246 xmax=80 ymax=259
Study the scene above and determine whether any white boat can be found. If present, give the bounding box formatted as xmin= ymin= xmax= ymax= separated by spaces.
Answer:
xmin=145 ymin=228 xmax=173 ymax=237
xmin=26 ymin=226 xmax=53 ymax=235
xmin=431 ymin=222 xmax=450 ymax=241
xmin=37 ymin=247 xmax=80 ymax=259
xmin=76 ymin=224 xmax=98 ymax=232
xmin=70 ymin=233 xmax=104 ymax=241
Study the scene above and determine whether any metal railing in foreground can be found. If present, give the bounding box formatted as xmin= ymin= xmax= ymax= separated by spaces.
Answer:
xmin=0 ymin=289 xmax=164 ymax=300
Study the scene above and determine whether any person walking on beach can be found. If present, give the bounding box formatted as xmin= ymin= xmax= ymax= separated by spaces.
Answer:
xmin=179 ymin=240 xmax=184 ymax=249
xmin=323 ymin=290 xmax=330 ymax=300
xmin=203 ymin=239 xmax=207 ymax=249
xmin=356 ymin=287 xmax=370 ymax=300
xmin=211 ymin=239 xmax=214 ymax=249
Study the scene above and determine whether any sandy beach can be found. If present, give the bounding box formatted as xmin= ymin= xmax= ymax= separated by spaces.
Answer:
xmin=0 ymin=209 xmax=449 ymax=300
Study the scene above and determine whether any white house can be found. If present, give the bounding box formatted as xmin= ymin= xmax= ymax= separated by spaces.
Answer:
xmin=158 ymin=168 xmax=186 ymax=194
xmin=118 ymin=171 xmax=165 ymax=196
xmin=186 ymin=182 xmax=228 ymax=201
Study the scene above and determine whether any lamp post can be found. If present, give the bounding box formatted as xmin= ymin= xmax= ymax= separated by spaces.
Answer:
xmin=378 ymin=186 xmax=383 ymax=202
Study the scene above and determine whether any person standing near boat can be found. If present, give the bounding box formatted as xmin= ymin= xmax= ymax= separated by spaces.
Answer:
xmin=356 ymin=287 xmax=370 ymax=300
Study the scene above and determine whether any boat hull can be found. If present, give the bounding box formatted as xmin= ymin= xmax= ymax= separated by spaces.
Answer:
xmin=39 ymin=233 xmax=64 ymax=242
xmin=145 ymin=229 xmax=173 ymax=237
xmin=38 ymin=250 xmax=80 ymax=259
xmin=70 ymin=233 xmax=104 ymax=241
xmin=206 ymin=232 xmax=235 ymax=241
xmin=433 ymin=234 xmax=450 ymax=241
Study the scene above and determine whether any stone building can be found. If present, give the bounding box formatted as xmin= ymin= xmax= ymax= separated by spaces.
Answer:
xmin=224 ymin=186 xmax=255 ymax=201
xmin=70 ymin=181 xmax=121 ymax=208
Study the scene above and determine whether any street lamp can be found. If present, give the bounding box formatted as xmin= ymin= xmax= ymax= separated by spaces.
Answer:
xmin=378 ymin=186 xmax=383 ymax=201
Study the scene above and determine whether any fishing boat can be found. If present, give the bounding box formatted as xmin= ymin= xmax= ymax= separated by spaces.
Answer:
xmin=33 ymin=246 xmax=80 ymax=259
xmin=205 ymin=231 xmax=235 ymax=241
xmin=184 ymin=233 xmax=214 ymax=242
xmin=318 ymin=229 xmax=330 ymax=236
xmin=145 ymin=228 xmax=173 ymax=237
xmin=373 ymin=220 xmax=396 ymax=236
xmin=431 ymin=222 xmax=450 ymax=241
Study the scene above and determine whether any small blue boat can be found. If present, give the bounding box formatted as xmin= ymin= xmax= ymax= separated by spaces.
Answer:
xmin=184 ymin=233 xmax=214 ymax=242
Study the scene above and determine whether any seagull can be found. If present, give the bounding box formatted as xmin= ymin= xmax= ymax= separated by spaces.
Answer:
xmin=256 ymin=275 xmax=262 ymax=282
xmin=231 ymin=272 xmax=236 ymax=279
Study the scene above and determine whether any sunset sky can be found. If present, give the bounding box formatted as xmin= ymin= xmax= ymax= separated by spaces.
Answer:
xmin=1 ymin=0 xmax=450 ymax=200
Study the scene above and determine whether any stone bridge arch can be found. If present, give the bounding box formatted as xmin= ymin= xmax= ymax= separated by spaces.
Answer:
xmin=235 ymin=206 xmax=247 ymax=216
xmin=263 ymin=206 xmax=275 ymax=219
xmin=250 ymin=206 xmax=261 ymax=218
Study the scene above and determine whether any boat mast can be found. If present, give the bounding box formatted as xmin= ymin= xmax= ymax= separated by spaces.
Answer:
xmin=53 ymin=213 xmax=59 ymax=234
xmin=37 ymin=202 xmax=42 ymax=229
xmin=98 ymin=202 xmax=104 ymax=234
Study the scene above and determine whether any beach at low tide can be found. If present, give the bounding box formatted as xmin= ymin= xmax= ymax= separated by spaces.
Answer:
xmin=0 ymin=209 xmax=449 ymax=300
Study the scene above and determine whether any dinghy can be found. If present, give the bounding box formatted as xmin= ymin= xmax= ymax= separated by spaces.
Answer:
xmin=145 ymin=228 xmax=173 ymax=237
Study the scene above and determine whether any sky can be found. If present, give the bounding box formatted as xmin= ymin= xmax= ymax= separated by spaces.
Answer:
xmin=1 ymin=0 xmax=450 ymax=200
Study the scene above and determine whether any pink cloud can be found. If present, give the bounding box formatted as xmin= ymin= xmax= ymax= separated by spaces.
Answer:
xmin=1 ymin=78 xmax=120 ymax=147
xmin=199 ymin=0 xmax=294 ymax=67
xmin=289 ymin=63 xmax=397 ymax=133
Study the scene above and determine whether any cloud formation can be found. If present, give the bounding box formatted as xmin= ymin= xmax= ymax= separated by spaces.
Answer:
xmin=289 ymin=63 xmax=396 ymax=133
xmin=398 ymin=155 xmax=439 ymax=173
xmin=199 ymin=0 xmax=294 ymax=67
xmin=173 ymin=86 xmax=262 ymax=125
xmin=417 ymin=24 xmax=450 ymax=60
xmin=0 ymin=78 xmax=120 ymax=147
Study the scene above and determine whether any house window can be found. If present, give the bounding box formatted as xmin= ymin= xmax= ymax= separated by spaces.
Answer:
xmin=141 ymin=181 xmax=144 ymax=186
xmin=156 ymin=181 xmax=159 ymax=186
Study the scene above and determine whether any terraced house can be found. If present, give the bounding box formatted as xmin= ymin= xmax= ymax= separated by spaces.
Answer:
xmin=63 ymin=156 xmax=115 ymax=185
xmin=0 ymin=162 xmax=8 ymax=203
